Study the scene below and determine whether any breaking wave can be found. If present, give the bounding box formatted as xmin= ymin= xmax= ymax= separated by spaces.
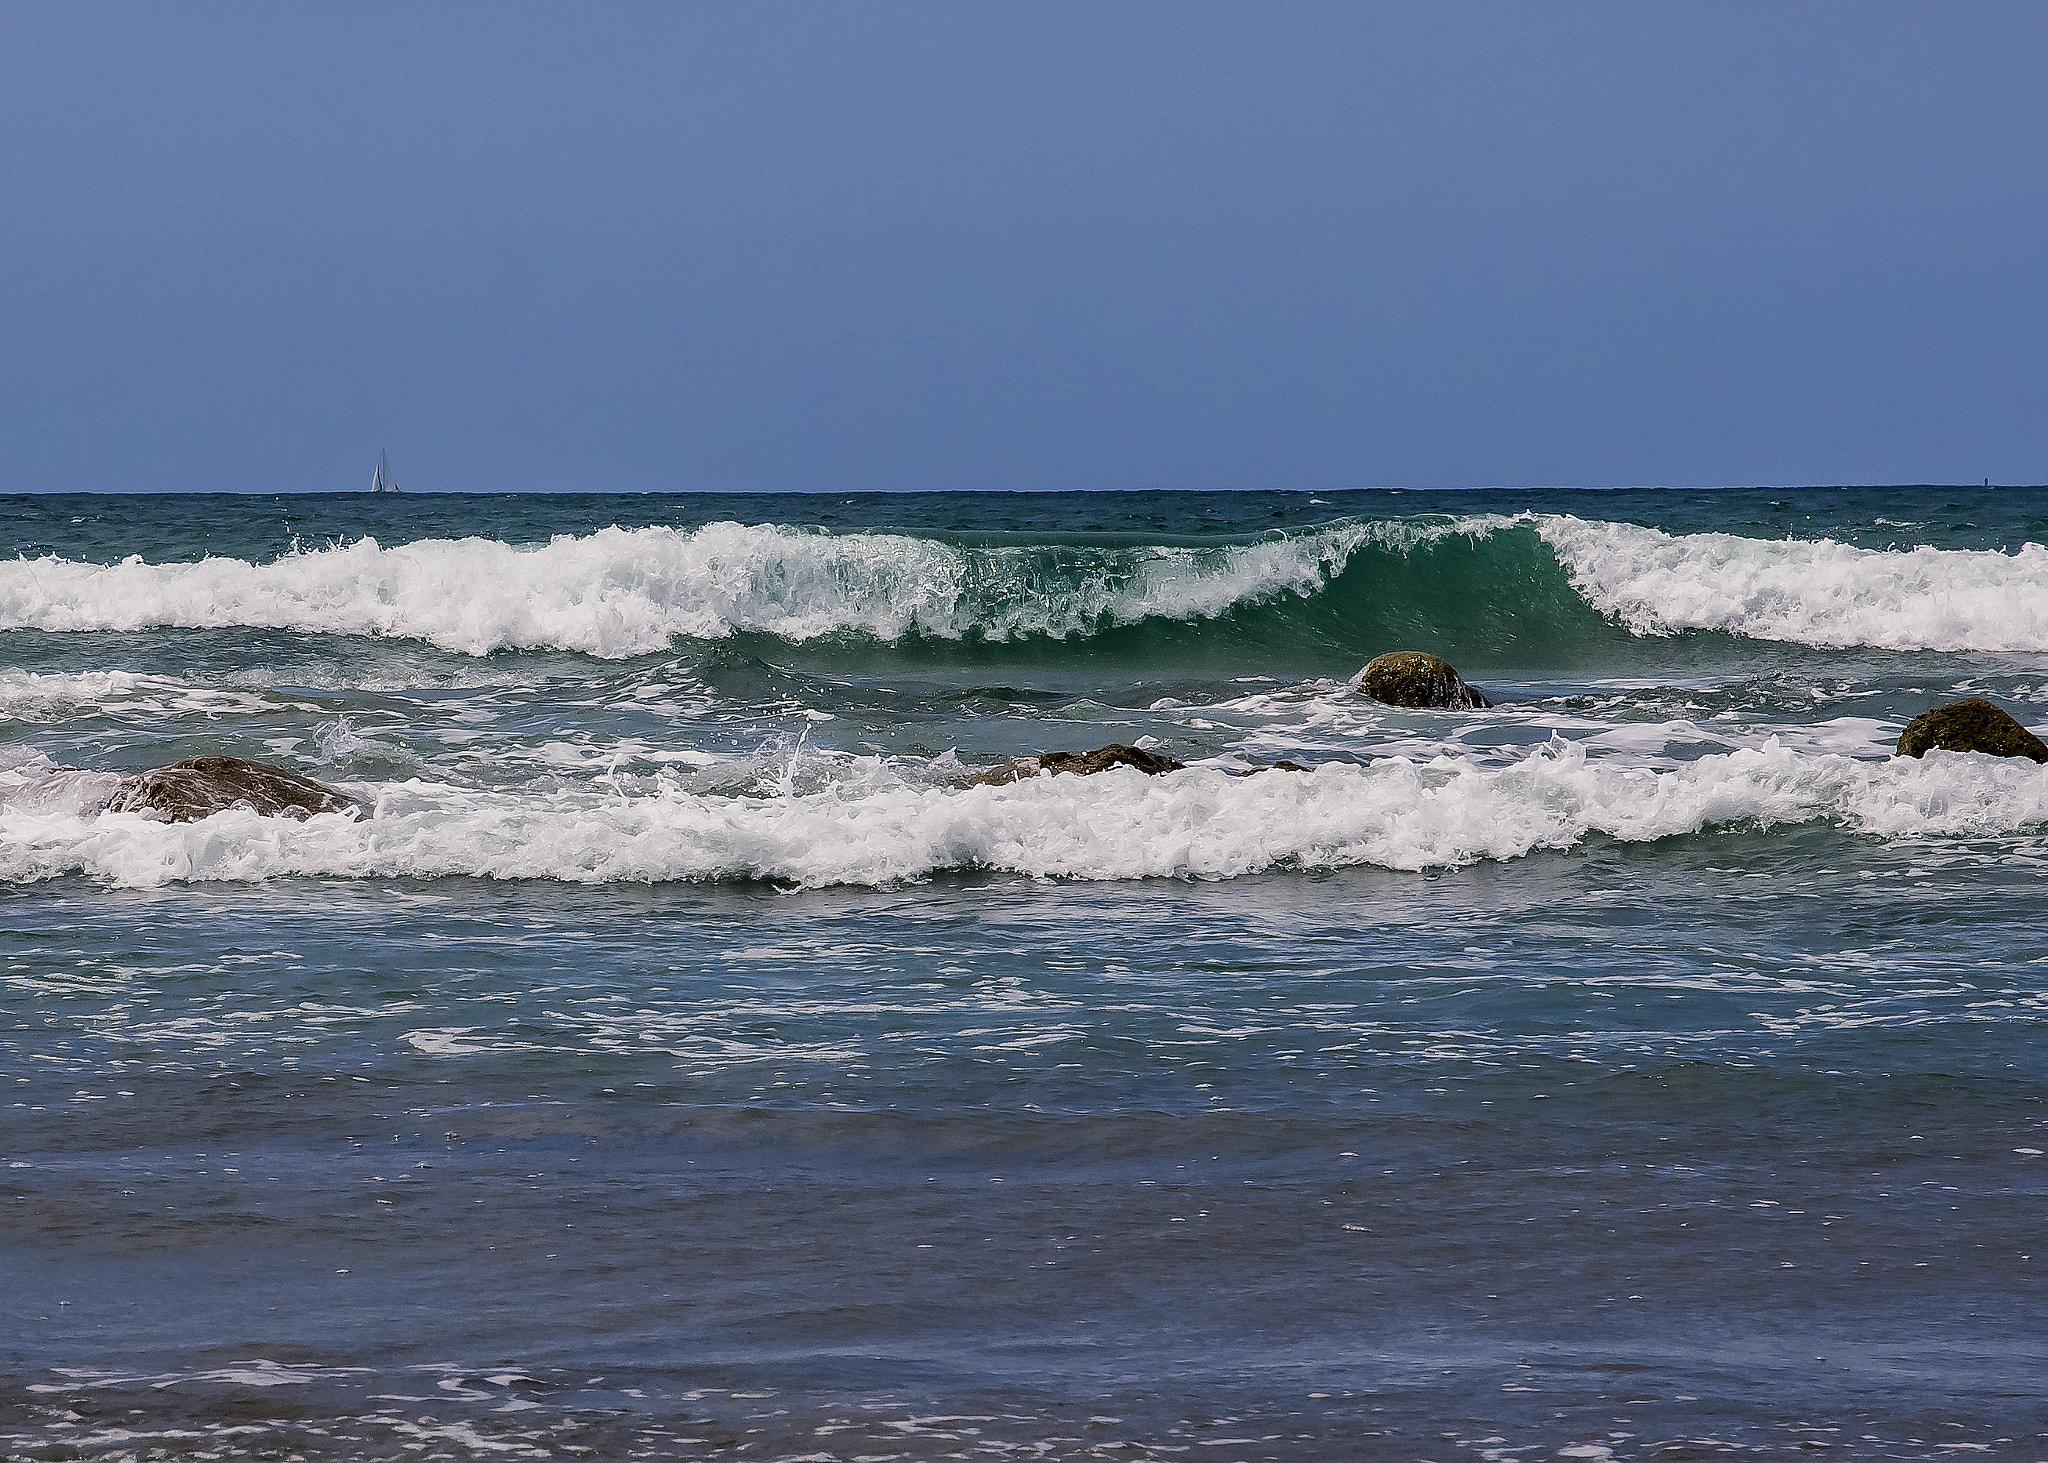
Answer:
xmin=1537 ymin=516 xmax=2048 ymax=654
xmin=3 ymin=513 xmax=2046 ymax=659
xmin=0 ymin=521 xmax=1408 ymax=658
xmin=3 ymin=742 xmax=2044 ymax=889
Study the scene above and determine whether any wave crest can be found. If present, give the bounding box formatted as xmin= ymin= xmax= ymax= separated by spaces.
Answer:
xmin=0 ymin=521 xmax=1412 ymax=658
xmin=1537 ymin=515 xmax=2048 ymax=653
xmin=6 ymin=512 xmax=2048 ymax=658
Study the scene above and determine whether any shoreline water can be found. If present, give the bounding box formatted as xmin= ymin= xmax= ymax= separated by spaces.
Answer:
xmin=4 ymin=487 xmax=2045 ymax=1459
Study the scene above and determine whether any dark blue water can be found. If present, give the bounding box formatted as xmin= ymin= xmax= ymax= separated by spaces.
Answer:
xmin=3 ymin=488 xmax=2046 ymax=1460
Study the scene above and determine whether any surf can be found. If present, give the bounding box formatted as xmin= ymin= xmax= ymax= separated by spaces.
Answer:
xmin=1536 ymin=514 xmax=2048 ymax=653
xmin=5 ymin=739 xmax=2045 ymax=889
xmin=2 ymin=511 xmax=2045 ymax=662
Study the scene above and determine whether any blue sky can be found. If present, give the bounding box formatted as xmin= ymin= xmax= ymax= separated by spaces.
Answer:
xmin=2 ymin=3 xmax=2042 ymax=492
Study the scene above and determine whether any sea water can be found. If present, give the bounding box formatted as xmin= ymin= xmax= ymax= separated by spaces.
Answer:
xmin=2 ymin=487 xmax=2044 ymax=1461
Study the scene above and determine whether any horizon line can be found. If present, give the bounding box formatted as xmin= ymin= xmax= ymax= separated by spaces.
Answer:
xmin=3 ymin=482 xmax=2039 ymax=498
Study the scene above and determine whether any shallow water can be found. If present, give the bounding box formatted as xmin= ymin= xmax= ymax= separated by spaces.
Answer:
xmin=3 ymin=487 xmax=2046 ymax=1460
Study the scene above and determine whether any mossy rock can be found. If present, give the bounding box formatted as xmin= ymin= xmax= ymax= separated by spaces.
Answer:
xmin=109 ymin=756 xmax=372 ymax=822
xmin=953 ymin=743 xmax=1312 ymax=787
xmin=1035 ymin=744 xmax=1184 ymax=776
xmin=1896 ymin=698 xmax=2048 ymax=763
xmin=956 ymin=742 xmax=1186 ymax=787
xmin=1357 ymin=651 xmax=1491 ymax=710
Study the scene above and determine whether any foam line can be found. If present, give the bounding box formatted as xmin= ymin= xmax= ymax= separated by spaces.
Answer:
xmin=4 ymin=741 xmax=2042 ymax=888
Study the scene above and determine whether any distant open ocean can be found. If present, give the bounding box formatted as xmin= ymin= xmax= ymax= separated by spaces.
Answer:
xmin=3 ymin=486 xmax=2045 ymax=1461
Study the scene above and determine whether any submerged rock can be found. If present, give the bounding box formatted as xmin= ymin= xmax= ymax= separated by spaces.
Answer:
xmin=955 ymin=744 xmax=1310 ymax=788
xmin=956 ymin=743 xmax=1183 ymax=788
xmin=1896 ymin=699 xmax=2048 ymax=763
xmin=1037 ymin=744 xmax=1185 ymax=777
xmin=109 ymin=757 xmax=372 ymax=823
xmin=1357 ymin=651 xmax=1491 ymax=710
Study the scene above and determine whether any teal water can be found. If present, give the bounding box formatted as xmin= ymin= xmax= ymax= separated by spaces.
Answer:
xmin=3 ymin=488 xmax=2046 ymax=1460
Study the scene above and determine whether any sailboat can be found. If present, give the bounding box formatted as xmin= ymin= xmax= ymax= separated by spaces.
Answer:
xmin=368 ymin=451 xmax=401 ymax=493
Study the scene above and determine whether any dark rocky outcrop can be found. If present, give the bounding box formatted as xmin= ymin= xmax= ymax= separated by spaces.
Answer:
xmin=956 ymin=743 xmax=1182 ymax=788
xmin=108 ymin=757 xmax=372 ymax=823
xmin=1896 ymin=699 xmax=2048 ymax=763
xmin=1357 ymin=651 xmax=1491 ymax=710
xmin=955 ymin=744 xmax=1310 ymax=788
xmin=1037 ymin=744 xmax=1185 ymax=777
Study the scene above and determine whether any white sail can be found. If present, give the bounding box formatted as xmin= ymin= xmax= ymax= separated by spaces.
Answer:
xmin=370 ymin=451 xmax=400 ymax=493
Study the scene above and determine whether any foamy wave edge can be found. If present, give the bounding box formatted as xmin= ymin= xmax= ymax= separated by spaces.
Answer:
xmin=4 ymin=741 xmax=2043 ymax=889
xmin=1536 ymin=515 xmax=2048 ymax=653
xmin=0 ymin=519 xmax=1445 ymax=658
xmin=10 ymin=513 xmax=2045 ymax=657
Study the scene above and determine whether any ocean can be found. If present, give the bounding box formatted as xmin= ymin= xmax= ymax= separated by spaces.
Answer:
xmin=2 ymin=486 xmax=2045 ymax=1461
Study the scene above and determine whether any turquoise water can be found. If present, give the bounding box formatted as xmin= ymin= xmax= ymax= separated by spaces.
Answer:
xmin=3 ymin=488 xmax=2046 ymax=1460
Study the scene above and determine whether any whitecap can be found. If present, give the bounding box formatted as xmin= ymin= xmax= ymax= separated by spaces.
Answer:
xmin=1536 ymin=514 xmax=2048 ymax=653
xmin=0 ymin=519 xmax=1433 ymax=658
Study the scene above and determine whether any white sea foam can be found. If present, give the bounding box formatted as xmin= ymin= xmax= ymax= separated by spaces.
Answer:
xmin=1535 ymin=515 xmax=2048 ymax=653
xmin=0 ymin=668 xmax=149 ymax=709
xmin=27 ymin=1360 xmax=371 ymax=1392
xmin=0 ymin=667 xmax=297 ymax=722
xmin=7 ymin=512 xmax=2045 ymax=656
xmin=0 ymin=520 xmax=1405 ymax=658
xmin=3 ymin=742 xmax=2043 ymax=889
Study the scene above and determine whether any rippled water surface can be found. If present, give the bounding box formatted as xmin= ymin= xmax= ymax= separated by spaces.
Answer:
xmin=4 ymin=487 xmax=2047 ymax=1460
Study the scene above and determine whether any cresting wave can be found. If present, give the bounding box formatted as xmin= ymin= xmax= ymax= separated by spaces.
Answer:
xmin=3 ymin=514 xmax=2046 ymax=657
xmin=1537 ymin=515 xmax=2048 ymax=653
xmin=3 ymin=742 xmax=2043 ymax=889
xmin=0 ymin=521 xmax=1399 ymax=658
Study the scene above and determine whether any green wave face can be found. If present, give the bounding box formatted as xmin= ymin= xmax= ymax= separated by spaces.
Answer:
xmin=20 ymin=502 xmax=2045 ymax=679
xmin=764 ymin=517 xmax=1632 ymax=680
xmin=1205 ymin=517 xmax=1627 ymax=668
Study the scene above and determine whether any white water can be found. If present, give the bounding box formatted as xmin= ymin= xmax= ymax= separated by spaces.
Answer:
xmin=0 ymin=521 xmax=1397 ymax=657
xmin=4 ymin=742 xmax=2043 ymax=889
xmin=6 ymin=515 xmax=2048 ymax=657
xmin=1535 ymin=515 xmax=2048 ymax=653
